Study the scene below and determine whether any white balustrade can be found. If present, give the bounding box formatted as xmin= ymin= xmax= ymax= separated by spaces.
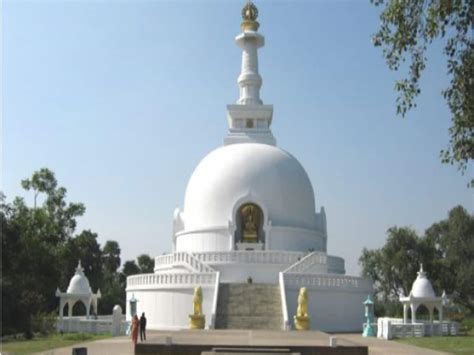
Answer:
xmin=282 ymin=252 xmax=326 ymax=273
xmin=154 ymin=252 xmax=216 ymax=273
xmin=127 ymin=272 xmax=217 ymax=290
xmin=283 ymin=273 xmax=372 ymax=290
xmin=192 ymin=251 xmax=305 ymax=266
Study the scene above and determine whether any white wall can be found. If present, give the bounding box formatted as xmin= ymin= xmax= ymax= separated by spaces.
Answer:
xmin=176 ymin=230 xmax=230 ymax=252
xmin=269 ymin=226 xmax=326 ymax=252
xmin=176 ymin=227 xmax=326 ymax=253
xmin=284 ymin=286 xmax=368 ymax=332
xmin=126 ymin=287 xmax=215 ymax=330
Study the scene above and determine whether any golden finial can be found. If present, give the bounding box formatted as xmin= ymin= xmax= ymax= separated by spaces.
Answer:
xmin=241 ymin=1 xmax=259 ymax=31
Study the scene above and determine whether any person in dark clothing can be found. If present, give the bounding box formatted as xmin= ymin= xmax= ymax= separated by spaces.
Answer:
xmin=139 ymin=313 xmax=147 ymax=341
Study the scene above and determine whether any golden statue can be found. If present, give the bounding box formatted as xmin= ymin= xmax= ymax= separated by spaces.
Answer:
xmin=294 ymin=287 xmax=311 ymax=330
xmin=241 ymin=204 xmax=259 ymax=243
xmin=189 ymin=286 xmax=205 ymax=329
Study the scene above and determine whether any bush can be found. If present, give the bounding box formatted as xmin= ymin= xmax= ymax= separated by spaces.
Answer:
xmin=62 ymin=333 xmax=94 ymax=341
xmin=460 ymin=318 xmax=474 ymax=334
xmin=31 ymin=312 xmax=57 ymax=336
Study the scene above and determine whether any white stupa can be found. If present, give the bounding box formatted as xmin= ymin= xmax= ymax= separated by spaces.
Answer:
xmin=56 ymin=261 xmax=101 ymax=319
xmin=126 ymin=1 xmax=372 ymax=332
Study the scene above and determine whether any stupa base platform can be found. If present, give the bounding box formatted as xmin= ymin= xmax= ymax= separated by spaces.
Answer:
xmin=135 ymin=329 xmax=368 ymax=355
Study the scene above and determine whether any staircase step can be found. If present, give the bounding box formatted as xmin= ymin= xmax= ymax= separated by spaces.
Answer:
xmin=215 ymin=283 xmax=283 ymax=330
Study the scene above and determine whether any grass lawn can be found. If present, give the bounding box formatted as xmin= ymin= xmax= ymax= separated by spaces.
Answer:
xmin=1 ymin=332 xmax=112 ymax=354
xmin=396 ymin=331 xmax=474 ymax=355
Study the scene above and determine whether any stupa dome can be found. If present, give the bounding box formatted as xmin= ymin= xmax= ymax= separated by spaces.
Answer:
xmin=182 ymin=143 xmax=317 ymax=231
xmin=411 ymin=265 xmax=436 ymax=298
xmin=66 ymin=261 xmax=92 ymax=294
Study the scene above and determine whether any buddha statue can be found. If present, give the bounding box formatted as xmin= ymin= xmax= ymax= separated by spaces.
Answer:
xmin=241 ymin=204 xmax=259 ymax=243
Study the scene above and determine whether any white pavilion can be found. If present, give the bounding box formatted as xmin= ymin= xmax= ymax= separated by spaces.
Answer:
xmin=400 ymin=264 xmax=447 ymax=325
xmin=377 ymin=265 xmax=457 ymax=339
xmin=126 ymin=1 xmax=373 ymax=332
xmin=56 ymin=261 xmax=101 ymax=319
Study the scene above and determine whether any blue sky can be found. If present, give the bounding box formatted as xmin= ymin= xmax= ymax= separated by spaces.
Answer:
xmin=3 ymin=0 xmax=472 ymax=275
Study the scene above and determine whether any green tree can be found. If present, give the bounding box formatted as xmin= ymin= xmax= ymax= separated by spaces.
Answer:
xmin=371 ymin=0 xmax=473 ymax=185
xmin=21 ymin=168 xmax=57 ymax=208
xmin=137 ymin=254 xmax=154 ymax=273
xmin=122 ymin=260 xmax=141 ymax=277
xmin=425 ymin=205 xmax=474 ymax=310
xmin=59 ymin=230 xmax=103 ymax=291
xmin=102 ymin=240 xmax=121 ymax=275
xmin=360 ymin=226 xmax=426 ymax=302
xmin=98 ymin=240 xmax=123 ymax=314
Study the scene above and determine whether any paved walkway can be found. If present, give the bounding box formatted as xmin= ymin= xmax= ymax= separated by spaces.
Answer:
xmin=34 ymin=336 xmax=133 ymax=355
xmin=31 ymin=330 xmax=448 ymax=355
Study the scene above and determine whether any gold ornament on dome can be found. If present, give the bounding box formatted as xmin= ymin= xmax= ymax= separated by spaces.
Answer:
xmin=241 ymin=1 xmax=260 ymax=31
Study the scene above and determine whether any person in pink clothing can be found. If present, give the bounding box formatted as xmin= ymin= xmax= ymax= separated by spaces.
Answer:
xmin=131 ymin=314 xmax=139 ymax=345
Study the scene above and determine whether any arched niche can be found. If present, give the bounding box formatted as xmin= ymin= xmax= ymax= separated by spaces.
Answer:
xmin=235 ymin=203 xmax=264 ymax=244
xmin=72 ymin=300 xmax=88 ymax=316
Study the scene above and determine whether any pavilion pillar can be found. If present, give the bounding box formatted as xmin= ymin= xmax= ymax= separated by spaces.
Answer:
xmin=92 ymin=297 xmax=96 ymax=317
xmin=68 ymin=300 xmax=73 ymax=317
xmin=428 ymin=305 xmax=434 ymax=336
xmin=59 ymin=298 xmax=64 ymax=319
xmin=439 ymin=305 xmax=443 ymax=322
xmin=410 ymin=304 xmax=416 ymax=324
xmin=85 ymin=299 xmax=91 ymax=319
xmin=403 ymin=304 xmax=408 ymax=324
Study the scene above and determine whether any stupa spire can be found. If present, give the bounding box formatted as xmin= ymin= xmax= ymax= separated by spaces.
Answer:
xmin=224 ymin=1 xmax=276 ymax=146
xmin=236 ymin=1 xmax=263 ymax=105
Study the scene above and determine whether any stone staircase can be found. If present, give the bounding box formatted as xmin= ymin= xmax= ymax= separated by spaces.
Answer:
xmin=215 ymin=283 xmax=283 ymax=330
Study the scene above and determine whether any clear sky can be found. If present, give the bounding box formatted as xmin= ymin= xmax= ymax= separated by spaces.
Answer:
xmin=3 ymin=0 xmax=472 ymax=275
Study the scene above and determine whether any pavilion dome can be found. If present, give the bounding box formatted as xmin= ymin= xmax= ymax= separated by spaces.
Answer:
xmin=182 ymin=143 xmax=317 ymax=231
xmin=66 ymin=261 xmax=92 ymax=294
xmin=411 ymin=265 xmax=436 ymax=298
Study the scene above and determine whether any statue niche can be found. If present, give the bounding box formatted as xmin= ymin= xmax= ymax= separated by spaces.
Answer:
xmin=238 ymin=203 xmax=263 ymax=243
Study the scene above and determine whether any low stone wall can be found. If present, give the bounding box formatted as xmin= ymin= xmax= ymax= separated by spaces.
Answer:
xmin=56 ymin=315 xmax=127 ymax=335
xmin=377 ymin=318 xmax=459 ymax=339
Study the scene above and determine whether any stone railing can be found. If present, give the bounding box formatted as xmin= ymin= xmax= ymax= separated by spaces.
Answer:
xmin=377 ymin=318 xmax=459 ymax=339
xmin=154 ymin=252 xmax=215 ymax=273
xmin=283 ymin=273 xmax=372 ymax=290
xmin=282 ymin=252 xmax=327 ymax=273
xmin=192 ymin=251 xmax=305 ymax=265
xmin=127 ymin=272 xmax=217 ymax=290
xmin=56 ymin=316 xmax=127 ymax=334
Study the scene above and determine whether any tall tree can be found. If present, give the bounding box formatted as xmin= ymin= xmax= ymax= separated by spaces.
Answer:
xmin=137 ymin=254 xmax=154 ymax=273
xmin=122 ymin=260 xmax=141 ymax=277
xmin=371 ymin=0 xmax=473 ymax=185
xmin=425 ymin=205 xmax=474 ymax=310
xmin=102 ymin=240 xmax=121 ymax=275
xmin=99 ymin=240 xmax=124 ymax=315
xmin=59 ymin=230 xmax=103 ymax=291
